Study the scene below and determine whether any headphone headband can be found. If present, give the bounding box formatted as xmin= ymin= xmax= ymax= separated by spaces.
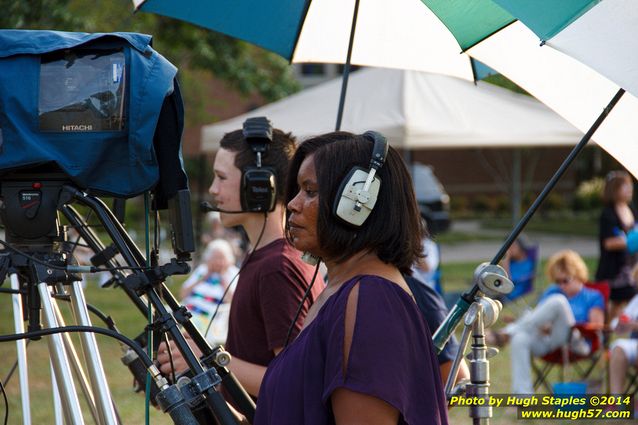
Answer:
xmin=362 ymin=131 xmax=388 ymax=171
xmin=240 ymin=117 xmax=276 ymax=212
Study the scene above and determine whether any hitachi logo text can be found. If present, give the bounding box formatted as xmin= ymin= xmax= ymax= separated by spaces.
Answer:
xmin=62 ymin=124 xmax=93 ymax=131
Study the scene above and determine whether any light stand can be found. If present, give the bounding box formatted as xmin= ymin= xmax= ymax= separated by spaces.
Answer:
xmin=444 ymin=264 xmax=513 ymax=425
xmin=434 ymin=90 xmax=627 ymax=425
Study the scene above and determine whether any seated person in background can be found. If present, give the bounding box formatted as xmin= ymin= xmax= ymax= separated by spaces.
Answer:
xmin=609 ymin=265 xmax=638 ymax=394
xmin=501 ymin=234 xmax=536 ymax=302
xmin=411 ymin=227 xmax=442 ymax=294
xmin=201 ymin=211 xmax=246 ymax=261
xmin=487 ymin=249 xmax=604 ymax=394
xmin=180 ymin=239 xmax=239 ymax=343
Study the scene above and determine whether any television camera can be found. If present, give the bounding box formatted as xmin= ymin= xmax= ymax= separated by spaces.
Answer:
xmin=0 ymin=30 xmax=252 ymax=425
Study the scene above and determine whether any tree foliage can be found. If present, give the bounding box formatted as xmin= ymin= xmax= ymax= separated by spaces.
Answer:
xmin=0 ymin=0 xmax=84 ymax=30
xmin=1 ymin=0 xmax=300 ymax=123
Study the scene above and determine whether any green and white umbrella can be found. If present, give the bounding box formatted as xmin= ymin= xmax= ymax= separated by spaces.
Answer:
xmin=416 ymin=0 xmax=638 ymax=351
xmin=419 ymin=0 xmax=638 ymax=177
xmin=136 ymin=0 xmax=637 ymax=177
xmin=133 ymin=0 xmax=498 ymax=130
xmin=492 ymin=0 xmax=637 ymax=97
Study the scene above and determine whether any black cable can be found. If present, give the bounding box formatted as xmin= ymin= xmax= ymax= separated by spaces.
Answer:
xmin=0 ymin=374 xmax=8 ymax=425
xmin=1 ymin=292 xmax=120 ymax=390
xmin=0 ymin=326 xmax=156 ymax=425
xmin=66 ymin=210 xmax=95 ymax=255
xmin=164 ymin=333 xmax=177 ymax=384
xmin=0 ymin=288 xmax=20 ymax=295
xmin=0 ymin=238 xmax=147 ymax=273
xmin=154 ymin=211 xmax=161 ymax=260
xmin=0 ymin=239 xmax=67 ymax=270
xmin=2 ymin=340 xmax=31 ymax=395
xmin=51 ymin=294 xmax=120 ymax=332
xmin=92 ymin=265 xmax=146 ymax=272
xmin=284 ymin=261 xmax=322 ymax=348
xmin=67 ymin=240 xmax=94 ymax=250
xmin=0 ymin=326 xmax=154 ymax=368
xmin=204 ymin=212 xmax=268 ymax=339
xmin=0 ymin=341 xmax=33 ymax=425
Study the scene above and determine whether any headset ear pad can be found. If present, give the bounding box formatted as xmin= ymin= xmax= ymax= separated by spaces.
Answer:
xmin=241 ymin=167 xmax=277 ymax=212
xmin=333 ymin=166 xmax=382 ymax=227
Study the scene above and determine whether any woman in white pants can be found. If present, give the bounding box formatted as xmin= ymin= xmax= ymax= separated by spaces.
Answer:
xmin=609 ymin=278 xmax=638 ymax=394
xmin=488 ymin=249 xmax=605 ymax=394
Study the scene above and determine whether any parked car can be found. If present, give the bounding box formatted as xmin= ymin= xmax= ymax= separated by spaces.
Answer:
xmin=410 ymin=163 xmax=451 ymax=236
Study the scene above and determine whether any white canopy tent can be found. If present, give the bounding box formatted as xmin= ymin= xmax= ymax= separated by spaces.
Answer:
xmin=202 ymin=67 xmax=582 ymax=151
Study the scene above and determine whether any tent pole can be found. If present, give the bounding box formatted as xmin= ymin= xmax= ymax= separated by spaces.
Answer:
xmin=335 ymin=0 xmax=361 ymax=131
xmin=511 ymin=148 xmax=522 ymax=226
xmin=433 ymin=87 xmax=626 ymax=352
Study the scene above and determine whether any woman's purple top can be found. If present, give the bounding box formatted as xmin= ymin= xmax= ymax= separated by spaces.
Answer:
xmin=254 ymin=275 xmax=449 ymax=425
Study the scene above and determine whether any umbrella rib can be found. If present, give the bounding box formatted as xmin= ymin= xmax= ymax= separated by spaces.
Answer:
xmin=461 ymin=19 xmax=518 ymax=53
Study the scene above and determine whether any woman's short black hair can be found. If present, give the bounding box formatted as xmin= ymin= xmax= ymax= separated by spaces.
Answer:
xmin=285 ymin=131 xmax=425 ymax=274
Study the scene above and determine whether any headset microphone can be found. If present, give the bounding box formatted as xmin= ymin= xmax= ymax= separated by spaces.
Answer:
xmin=301 ymin=251 xmax=320 ymax=266
xmin=199 ymin=201 xmax=245 ymax=215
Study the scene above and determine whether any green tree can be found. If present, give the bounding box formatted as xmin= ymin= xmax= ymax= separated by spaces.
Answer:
xmin=0 ymin=0 xmax=84 ymax=30
xmin=1 ymin=0 xmax=299 ymax=125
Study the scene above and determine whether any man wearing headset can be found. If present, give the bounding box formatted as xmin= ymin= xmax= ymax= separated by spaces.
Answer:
xmin=157 ymin=118 xmax=323 ymax=397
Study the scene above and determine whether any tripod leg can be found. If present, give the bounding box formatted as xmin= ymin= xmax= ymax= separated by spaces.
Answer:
xmin=50 ymin=363 xmax=65 ymax=425
xmin=38 ymin=282 xmax=86 ymax=425
xmin=68 ymin=281 xmax=119 ymax=425
xmin=50 ymin=289 xmax=100 ymax=424
xmin=10 ymin=273 xmax=31 ymax=425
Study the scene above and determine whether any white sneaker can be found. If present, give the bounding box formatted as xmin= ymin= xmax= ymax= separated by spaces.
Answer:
xmin=569 ymin=330 xmax=591 ymax=356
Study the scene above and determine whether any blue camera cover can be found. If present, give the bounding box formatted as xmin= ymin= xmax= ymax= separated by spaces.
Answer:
xmin=0 ymin=30 xmax=181 ymax=197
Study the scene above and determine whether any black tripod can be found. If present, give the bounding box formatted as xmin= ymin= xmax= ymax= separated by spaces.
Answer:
xmin=1 ymin=174 xmax=255 ymax=424
xmin=1 ymin=198 xmax=120 ymax=424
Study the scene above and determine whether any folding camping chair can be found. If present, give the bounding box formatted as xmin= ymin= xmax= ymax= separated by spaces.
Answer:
xmin=498 ymin=244 xmax=539 ymax=319
xmin=531 ymin=280 xmax=610 ymax=393
xmin=624 ymin=365 xmax=638 ymax=395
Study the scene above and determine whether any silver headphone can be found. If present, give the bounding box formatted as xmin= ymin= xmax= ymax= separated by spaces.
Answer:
xmin=333 ymin=131 xmax=388 ymax=227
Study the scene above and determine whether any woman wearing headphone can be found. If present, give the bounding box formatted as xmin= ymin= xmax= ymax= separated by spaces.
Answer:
xmin=253 ymin=132 xmax=448 ymax=425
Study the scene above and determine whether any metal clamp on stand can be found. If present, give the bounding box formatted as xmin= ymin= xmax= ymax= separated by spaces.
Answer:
xmin=444 ymin=263 xmax=513 ymax=425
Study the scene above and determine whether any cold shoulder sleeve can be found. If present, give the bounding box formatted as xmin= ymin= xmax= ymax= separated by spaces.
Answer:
xmin=321 ymin=276 xmax=448 ymax=425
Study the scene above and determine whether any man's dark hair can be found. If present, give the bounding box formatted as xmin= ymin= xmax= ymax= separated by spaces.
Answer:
xmin=285 ymin=131 xmax=425 ymax=274
xmin=219 ymin=128 xmax=296 ymax=204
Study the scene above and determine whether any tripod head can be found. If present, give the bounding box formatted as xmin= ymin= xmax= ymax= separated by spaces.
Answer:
xmin=0 ymin=168 xmax=69 ymax=251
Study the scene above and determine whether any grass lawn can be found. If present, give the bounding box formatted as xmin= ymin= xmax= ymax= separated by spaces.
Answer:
xmin=1 ymin=261 xmax=635 ymax=424
xmin=480 ymin=213 xmax=599 ymax=237
xmin=0 ymin=276 xmax=184 ymax=425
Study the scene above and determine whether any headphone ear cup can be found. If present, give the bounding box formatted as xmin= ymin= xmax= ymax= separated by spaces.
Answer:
xmin=333 ymin=167 xmax=381 ymax=227
xmin=241 ymin=167 xmax=277 ymax=212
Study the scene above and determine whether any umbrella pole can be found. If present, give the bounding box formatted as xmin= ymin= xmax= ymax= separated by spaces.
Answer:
xmin=335 ymin=0 xmax=361 ymax=131
xmin=433 ymin=87 xmax=626 ymax=352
